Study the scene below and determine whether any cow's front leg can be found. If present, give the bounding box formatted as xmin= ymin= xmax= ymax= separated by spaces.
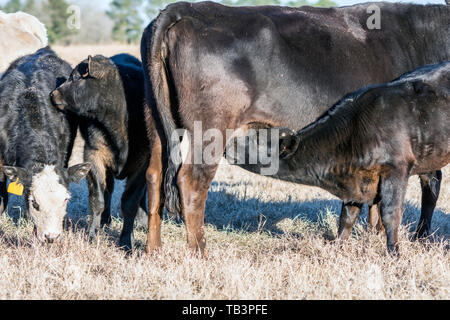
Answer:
xmin=337 ymin=202 xmax=363 ymax=241
xmin=415 ymin=170 xmax=441 ymax=239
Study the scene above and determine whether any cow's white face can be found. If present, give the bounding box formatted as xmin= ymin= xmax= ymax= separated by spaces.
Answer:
xmin=28 ymin=165 xmax=70 ymax=243
xmin=2 ymin=162 xmax=91 ymax=243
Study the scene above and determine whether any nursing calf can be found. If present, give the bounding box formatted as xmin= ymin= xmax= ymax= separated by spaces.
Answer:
xmin=268 ymin=62 xmax=449 ymax=253
xmin=51 ymin=54 xmax=159 ymax=250
xmin=0 ymin=47 xmax=91 ymax=242
xmin=145 ymin=1 xmax=449 ymax=255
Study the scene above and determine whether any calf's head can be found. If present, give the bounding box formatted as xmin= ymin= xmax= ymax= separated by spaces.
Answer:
xmin=278 ymin=128 xmax=301 ymax=160
xmin=2 ymin=163 xmax=91 ymax=243
xmin=50 ymin=55 xmax=120 ymax=118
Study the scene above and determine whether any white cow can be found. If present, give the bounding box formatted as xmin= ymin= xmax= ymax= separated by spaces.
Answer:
xmin=0 ymin=11 xmax=48 ymax=76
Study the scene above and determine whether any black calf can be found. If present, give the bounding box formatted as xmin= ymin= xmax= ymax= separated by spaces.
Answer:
xmin=51 ymin=54 xmax=151 ymax=249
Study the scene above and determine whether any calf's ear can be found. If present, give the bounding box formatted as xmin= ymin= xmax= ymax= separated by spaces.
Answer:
xmin=68 ymin=163 xmax=92 ymax=183
xmin=279 ymin=129 xmax=300 ymax=160
xmin=87 ymin=55 xmax=104 ymax=79
xmin=2 ymin=166 xmax=29 ymax=183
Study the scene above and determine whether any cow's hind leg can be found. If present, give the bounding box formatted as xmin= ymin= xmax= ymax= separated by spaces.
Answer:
xmin=145 ymin=138 xmax=164 ymax=253
xmin=415 ymin=170 xmax=442 ymax=239
xmin=177 ymin=162 xmax=219 ymax=258
xmin=119 ymin=171 xmax=146 ymax=251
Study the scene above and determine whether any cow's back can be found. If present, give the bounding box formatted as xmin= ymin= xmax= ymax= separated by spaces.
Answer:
xmin=161 ymin=1 xmax=450 ymax=129
xmin=0 ymin=47 xmax=75 ymax=169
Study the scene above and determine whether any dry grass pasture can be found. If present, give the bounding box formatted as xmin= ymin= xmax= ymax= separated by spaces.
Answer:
xmin=0 ymin=45 xmax=448 ymax=300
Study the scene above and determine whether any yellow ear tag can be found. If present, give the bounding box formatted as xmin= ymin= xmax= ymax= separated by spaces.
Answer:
xmin=8 ymin=180 xmax=24 ymax=196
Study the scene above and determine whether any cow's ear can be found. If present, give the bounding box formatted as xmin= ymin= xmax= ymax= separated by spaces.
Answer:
xmin=87 ymin=55 xmax=103 ymax=79
xmin=279 ymin=129 xmax=300 ymax=160
xmin=68 ymin=163 xmax=92 ymax=183
xmin=2 ymin=166 xmax=29 ymax=183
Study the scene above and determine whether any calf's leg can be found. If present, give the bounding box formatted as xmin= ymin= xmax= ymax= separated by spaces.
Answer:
xmin=379 ymin=172 xmax=409 ymax=254
xmin=134 ymin=189 xmax=148 ymax=230
xmin=368 ymin=204 xmax=385 ymax=233
xmin=415 ymin=170 xmax=441 ymax=239
xmin=100 ymin=174 xmax=114 ymax=228
xmin=0 ymin=172 xmax=8 ymax=214
xmin=119 ymin=171 xmax=146 ymax=251
xmin=337 ymin=202 xmax=363 ymax=241
xmin=86 ymin=163 xmax=108 ymax=238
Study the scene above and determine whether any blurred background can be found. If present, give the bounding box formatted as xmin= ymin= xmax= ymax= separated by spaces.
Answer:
xmin=0 ymin=0 xmax=446 ymax=46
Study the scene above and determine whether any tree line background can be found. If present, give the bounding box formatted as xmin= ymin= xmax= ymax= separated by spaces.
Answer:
xmin=0 ymin=0 xmax=336 ymax=44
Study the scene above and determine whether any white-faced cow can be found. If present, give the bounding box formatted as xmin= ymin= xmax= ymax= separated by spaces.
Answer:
xmin=0 ymin=47 xmax=91 ymax=243
xmin=142 ymin=1 xmax=450 ymax=256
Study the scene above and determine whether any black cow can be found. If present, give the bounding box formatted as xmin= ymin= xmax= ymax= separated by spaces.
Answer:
xmin=0 ymin=47 xmax=91 ymax=243
xmin=51 ymin=54 xmax=156 ymax=250
xmin=142 ymin=1 xmax=450 ymax=255
xmin=264 ymin=62 xmax=449 ymax=254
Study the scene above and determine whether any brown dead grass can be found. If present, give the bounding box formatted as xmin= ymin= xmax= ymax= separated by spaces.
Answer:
xmin=0 ymin=45 xmax=447 ymax=300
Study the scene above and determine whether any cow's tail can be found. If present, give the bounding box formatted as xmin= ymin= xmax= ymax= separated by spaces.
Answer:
xmin=141 ymin=7 xmax=186 ymax=215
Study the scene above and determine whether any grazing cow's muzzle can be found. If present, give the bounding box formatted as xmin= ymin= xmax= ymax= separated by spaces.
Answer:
xmin=34 ymin=226 xmax=62 ymax=244
xmin=50 ymin=89 xmax=66 ymax=110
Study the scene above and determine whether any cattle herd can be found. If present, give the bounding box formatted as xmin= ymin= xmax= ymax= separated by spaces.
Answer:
xmin=0 ymin=1 xmax=448 ymax=257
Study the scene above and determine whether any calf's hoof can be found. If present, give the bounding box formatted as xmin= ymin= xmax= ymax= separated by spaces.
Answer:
xmin=87 ymin=224 xmax=100 ymax=240
xmin=100 ymin=215 xmax=112 ymax=228
xmin=386 ymin=244 xmax=400 ymax=257
xmin=414 ymin=227 xmax=431 ymax=241
xmin=119 ymin=234 xmax=134 ymax=253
